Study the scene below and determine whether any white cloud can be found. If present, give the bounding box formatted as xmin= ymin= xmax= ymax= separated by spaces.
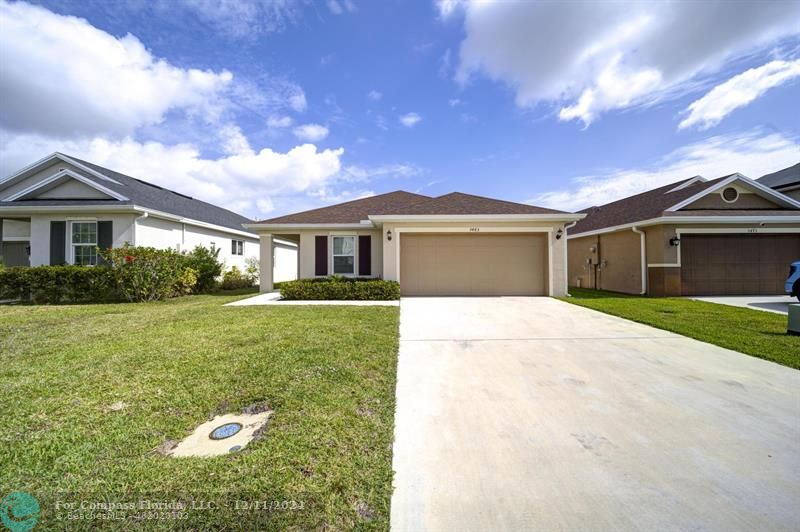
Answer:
xmin=218 ymin=124 xmax=253 ymax=155
xmin=399 ymin=112 xmax=423 ymax=127
xmin=174 ymin=0 xmax=301 ymax=39
xmin=266 ymin=115 xmax=294 ymax=128
xmin=436 ymin=0 xmax=464 ymax=19
xmin=0 ymin=131 xmax=344 ymax=219
xmin=368 ymin=90 xmax=383 ymax=101
xmin=679 ymin=59 xmax=800 ymax=131
xmin=342 ymin=163 xmax=421 ymax=182
xmin=327 ymin=0 xmax=355 ymax=15
xmin=0 ymin=1 xmax=234 ymax=138
xmin=448 ymin=98 xmax=462 ymax=107
xmin=529 ymin=130 xmax=800 ymax=212
xmin=292 ymin=123 xmax=330 ymax=142
xmin=451 ymin=0 xmax=800 ymax=126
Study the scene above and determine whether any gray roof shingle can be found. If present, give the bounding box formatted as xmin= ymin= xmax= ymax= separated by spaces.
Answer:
xmin=1 ymin=154 xmax=255 ymax=235
xmin=258 ymin=190 xmax=568 ymax=224
xmin=759 ymin=162 xmax=800 ymax=189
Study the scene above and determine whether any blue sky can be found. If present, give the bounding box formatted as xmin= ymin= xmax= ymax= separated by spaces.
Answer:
xmin=1 ymin=0 xmax=799 ymax=219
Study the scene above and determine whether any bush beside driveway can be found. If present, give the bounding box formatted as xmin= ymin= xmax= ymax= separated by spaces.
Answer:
xmin=0 ymin=292 xmax=399 ymax=530
xmin=561 ymin=288 xmax=799 ymax=369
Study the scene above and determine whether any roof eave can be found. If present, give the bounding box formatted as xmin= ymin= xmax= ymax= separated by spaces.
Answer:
xmin=368 ymin=213 xmax=585 ymax=222
xmin=244 ymin=222 xmax=374 ymax=232
xmin=568 ymin=214 xmax=800 ymax=238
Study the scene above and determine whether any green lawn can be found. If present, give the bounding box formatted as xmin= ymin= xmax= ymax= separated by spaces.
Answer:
xmin=561 ymin=288 xmax=799 ymax=369
xmin=0 ymin=292 xmax=399 ymax=530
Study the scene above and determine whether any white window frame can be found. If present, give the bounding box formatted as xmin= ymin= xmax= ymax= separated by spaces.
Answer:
xmin=331 ymin=235 xmax=356 ymax=276
xmin=69 ymin=220 xmax=98 ymax=266
xmin=231 ymin=239 xmax=244 ymax=256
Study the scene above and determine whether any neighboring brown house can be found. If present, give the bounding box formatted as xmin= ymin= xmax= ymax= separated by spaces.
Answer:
xmin=567 ymin=173 xmax=800 ymax=296
xmin=759 ymin=162 xmax=800 ymax=201
xmin=246 ymin=191 xmax=583 ymax=296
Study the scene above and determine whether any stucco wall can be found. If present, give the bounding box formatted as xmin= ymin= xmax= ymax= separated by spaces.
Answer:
xmin=382 ymin=221 xmax=568 ymax=296
xmin=567 ymin=230 xmax=642 ymax=294
xmin=296 ymin=229 xmax=382 ymax=279
xmin=134 ymin=215 xmax=260 ymax=271
xmin=781 ymin=188 xmax=800 ymax=201
xmin=27 ymin=213 xmax=136 ymax=266
xmin=567 ymin=234 xmax=598 ymax=289
xmin=36 ymin=179 xmax=110 ymax=199
xmin=683 ymin=191 xmax=779 ymax=210
xmin=2 ymin=219 xmax=31 ymax=240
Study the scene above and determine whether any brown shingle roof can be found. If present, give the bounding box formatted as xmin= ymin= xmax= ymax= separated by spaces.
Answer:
xmin=258 ymin=191 xmax=431 ymax=224
xmin=385 ymin=192 xmax=567 ymax=215
xmin=570 ymin=177 xmax=725 ymax=235
xmin=257 ymin=190 xmax=570 ymax=224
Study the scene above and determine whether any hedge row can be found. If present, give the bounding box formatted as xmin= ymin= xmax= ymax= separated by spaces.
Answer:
xmin=0 ymin=266 xmax=116 ymax=304
xmin=279 ymin=276 xmax=400 ymax=300
xmin=0 ymin=244 xmax=225 ymax=304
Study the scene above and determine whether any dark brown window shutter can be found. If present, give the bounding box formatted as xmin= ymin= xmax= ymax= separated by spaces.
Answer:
xmin=314 ymin=235 xmax=328 ymax=276
xmin=50 ymin=221 xmax=66 ymax=265
xmin=358 ymin=235 xmax=371 ymax=276
xmin=97 ymin=221 xmax=113 ymax=264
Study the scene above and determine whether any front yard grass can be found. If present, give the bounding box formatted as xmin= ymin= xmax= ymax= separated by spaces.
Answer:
xmin=0 ymin=292 xmax=399 ymax=530
xmin=561 ymin=288 xmax=799 ymax=369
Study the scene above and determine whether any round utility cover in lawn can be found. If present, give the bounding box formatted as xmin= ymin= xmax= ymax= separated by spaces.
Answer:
xmin=169 ymin=412 xmax=271 ymax=458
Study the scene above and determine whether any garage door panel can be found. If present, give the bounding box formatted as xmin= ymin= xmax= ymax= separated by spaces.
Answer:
xmin=681 ymin=234 xmax=800 ymax=295
xmin=400 ymin=233 xmax=547 ymax=296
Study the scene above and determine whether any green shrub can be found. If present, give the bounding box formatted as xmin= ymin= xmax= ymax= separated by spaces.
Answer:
xmin=0 ymin=265 xmax=116 ymax=304
xmin=244 ymin=256 xmax=259 ymax=284
xmin=220 ymin=266 xmax=255 ymax=290
xmin=182 ymin=246 xmax=223 ymax=292
xmin=102 ymin=245 xmax=196 ymax=302
xmin=279 ymin=276 xmax=400 ymax=300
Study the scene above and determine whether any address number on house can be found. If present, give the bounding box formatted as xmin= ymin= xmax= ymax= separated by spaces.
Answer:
xmin=469 ymin=227 xmax=480 ymax=232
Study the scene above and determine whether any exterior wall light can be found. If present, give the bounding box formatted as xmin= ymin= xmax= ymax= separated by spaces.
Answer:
xmin=555 ymin=228 xmax=563 ymax=240
xmin=669 ymin=236 xmax=681 ymax=247
xmin=386 ymin=229 xmax=392 ymax=241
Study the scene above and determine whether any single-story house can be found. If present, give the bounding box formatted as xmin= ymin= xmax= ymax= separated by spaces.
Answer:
xmin=759 ymin=162 xmax=800 ymax=201
xmin=0 ymin=153 xmax=297 ymax=282
xmin=245 ymin=191 xmax=584 ymax=296
xmin=567 ymin=172 xmax=800 ymax=296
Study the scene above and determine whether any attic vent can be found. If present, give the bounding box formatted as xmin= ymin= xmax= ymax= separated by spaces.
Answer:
xmin=721 ymin=187 xmax=739 ymax=203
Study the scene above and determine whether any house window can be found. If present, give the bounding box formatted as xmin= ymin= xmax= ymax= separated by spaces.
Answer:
xmin=71 ymin=221 xmax=97 ymax=265
xmin=231 ymin=239 xmax=244 ymax=255
xmin=332 ymin=236 xmax=355 ymax=275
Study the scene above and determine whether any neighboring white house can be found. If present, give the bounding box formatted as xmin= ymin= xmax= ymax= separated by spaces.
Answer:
xmin=0 ymin=152 xmax=297 ymax=282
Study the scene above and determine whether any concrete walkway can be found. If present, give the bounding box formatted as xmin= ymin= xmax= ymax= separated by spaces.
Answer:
xmin=225 ymin=292 xmax=398 ymax=306
xmin=391 ymin=297 xmax=800 ymax=532
xmin=691 ymin=295 xmax=795 ymax=314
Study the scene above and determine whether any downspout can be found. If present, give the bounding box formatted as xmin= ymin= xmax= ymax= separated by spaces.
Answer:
xmin=563 ymin=221 xmax=578 ymax=295
xmin=631 ymin=226 xmax=647 ymax=295
xmin=132 ymin=212 xmax=148 ymax=246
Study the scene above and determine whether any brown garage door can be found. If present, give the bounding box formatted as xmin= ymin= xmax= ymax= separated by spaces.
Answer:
xmin=400 ymin=233 xmax=548 ymax=296
xmin=681 ymin=233 xmax=800 ymax=295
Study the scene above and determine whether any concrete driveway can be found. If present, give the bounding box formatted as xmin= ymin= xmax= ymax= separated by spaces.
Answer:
xmin=391 ymin=297 xmax=800 ymax=532
xmin=691 ymin=295 xmax=795 ymax=314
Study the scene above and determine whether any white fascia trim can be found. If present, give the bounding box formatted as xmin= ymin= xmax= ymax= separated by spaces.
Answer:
xmin=668 ymin=173 xmax=800 ymax=211
xmin=4 ymin=169 xmax=129 ymax=202
xmin=136 ymin=207 xmax=258 ymax=240
xmin=666 ymin=175 xmax=706 ymax=193
xmin=368 ymin=213 xmax=585 ymax=222
xmin=0 ymin=152 xmax=121 ymax=187
xmin=568 ymin=215 xmax=800 ymax=239
xmin=244 ymin=223 xmax=371 ymax=231
xmin=0 ymin=204 xmax=141 ymax=214
xmin=0 ymin=202 xmax=258 ymax=240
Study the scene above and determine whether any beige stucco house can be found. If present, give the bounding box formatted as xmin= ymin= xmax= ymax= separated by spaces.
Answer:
xmin=567 ymin=172 xmax=800 ymax=296
xmin=246 ymin=191 xmax=584 ymax=296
